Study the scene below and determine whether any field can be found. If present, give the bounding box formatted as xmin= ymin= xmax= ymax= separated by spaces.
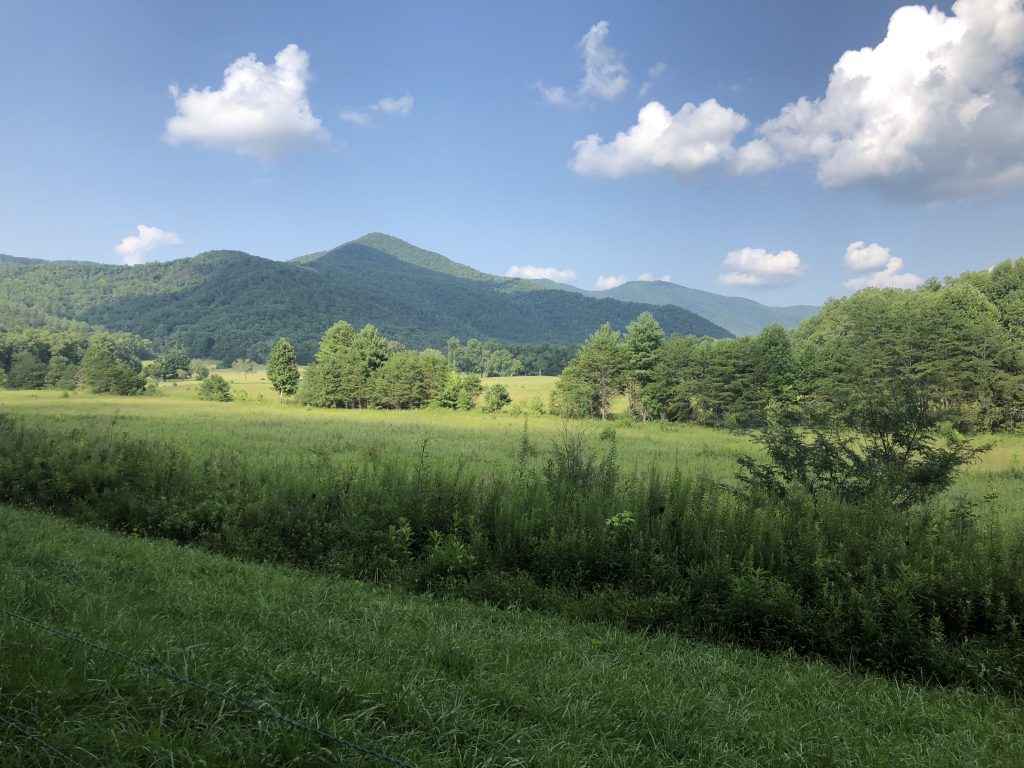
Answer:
xmin=3 ymin=505 xmax=1024 ymax=767
xmin=2 ymin=381 xmax=1024 ymax=765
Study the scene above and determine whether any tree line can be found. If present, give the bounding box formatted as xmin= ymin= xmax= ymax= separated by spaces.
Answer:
xmin=553 ymin=259 xmax=1024 ymax=433
xmin=295 ymin=322 xmax=505 ymax=411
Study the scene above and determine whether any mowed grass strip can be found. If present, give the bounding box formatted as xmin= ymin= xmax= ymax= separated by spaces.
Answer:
xmin=2 ymin=506 xmax=1023 ymax=768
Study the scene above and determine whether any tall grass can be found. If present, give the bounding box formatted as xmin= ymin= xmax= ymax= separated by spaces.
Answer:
xmin=1 ymin=410 xmax=1022 ymax=695
xmin=6 ymin=506 xmax=1023 ymax=767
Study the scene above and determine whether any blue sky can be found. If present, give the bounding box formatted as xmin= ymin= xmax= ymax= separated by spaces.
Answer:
xmin=2 ymin=0 xmax=1023 ymax=306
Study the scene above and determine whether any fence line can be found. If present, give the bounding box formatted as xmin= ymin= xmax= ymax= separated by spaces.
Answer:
xmin=0 ymin=712 xmax=91 ymax=768
xmin=1 ymin=607 xmax=416 ymax=768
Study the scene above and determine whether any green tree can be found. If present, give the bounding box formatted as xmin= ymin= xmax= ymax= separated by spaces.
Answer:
xmin=266 ymin=338 xmax=300 ymax=398
xmin=44 ymin=355 xmax=79 ymax=390
xmin=482 ymin=382 xmax=512 ymax=413
xmin=369 ymin=351 xmax=427 ymax=409
xmin=552 ymin=323 xmax=627 ymax=420
xmin=80 ymin=335 xmax=145 ymax=395
xmin=623 ymin=312 xmax=664 ymax=420
xmin=197 ymin=373 xmax=233 ymax=402
xmin=5 ymin=350 xmax=48 ymax=389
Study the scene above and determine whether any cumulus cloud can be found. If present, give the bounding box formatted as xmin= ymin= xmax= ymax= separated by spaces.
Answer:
xmin=505 ymin=265 xmax=578 ymax=283
xmin=844 ymin=241 xmax=893 ymax=271
xmin=537 ymin=20 xmax=629 ymax=106
xmin=637 ymin=272 xmax=672 ymax=282
xmin=570 ymin=99 xmax=748 ymax=177
xmin=114 ymin=225 xmax=182 ymax=266
xmin=375 ymin=94 xmax=414 ymax=117
xmin=719 ymin=247 xmax=804 ymax=287
xmin=595 ymin=275 xmax=626 ymax=290
xmin=740 ymin=0 xmax=1024 ymax=198
xmin=571 ymin=1 xmax=1024 ymax=199
xmin=843 ymin=241 xmax=922 ymax=289
xmin=165 ymin=44 xmax=327 ymax=161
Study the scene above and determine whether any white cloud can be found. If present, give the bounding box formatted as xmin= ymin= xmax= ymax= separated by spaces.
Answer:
xmin=842 ymin=242 xmax=922 ymax=289
xmin=571 ymin=1 xmax=1024 ymax=199
xmin=505 ymin=265 xmax=577 ymax=283
xmin=639 ymin=62 xmax=667 ymax=98
xmin=595 ymin=275 xmax=626 ymax=290
xmin=844 ymin=256 xmax=923 ymax=289
xmin=341 ymin=110 xmax=370 ymax=125
xmin=570 ymin=99 xmax=748 ymax=178
xmin=375 ymin=94 xmax=414 ymax=117
xmin=165 ymin=44 xmax=327 ymax=161
xmin=637 ymin=272 xmax=672 ymax=282
xmin=719 ymin=247 xmax=804 ymax=287
xmin=537 ymin=20 xmax=628 ymax=106
xmin=578 ymin=21 xmax=629 ymax=100
xmin=844 ymin=241 xmax=892 ymax=271
xmin=535 ymin=82 xmax=570 ymax=106
xmin=114 ymin=225 xmax=182 ymax=266
xmin=738 ymin=0 xmax=1024 ymax=198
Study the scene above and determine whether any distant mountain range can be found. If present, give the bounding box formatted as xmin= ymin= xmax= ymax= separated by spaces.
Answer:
xmin=0 ymin=234 xmax=788 ymax=363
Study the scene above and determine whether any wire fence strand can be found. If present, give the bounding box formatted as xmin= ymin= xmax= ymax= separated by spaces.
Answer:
xmin=1 ymin=606 xmax=416 ymax=768
xmin=0 ymin=712 xmax=91 ymax=768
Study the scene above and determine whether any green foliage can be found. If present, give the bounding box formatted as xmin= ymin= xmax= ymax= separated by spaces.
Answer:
xmin=438 ymin=372 xmax=482 ymax=410
xmin=7 ymin=506 xmax=1022 ymax=768
xmin=189 ymin=360 xmax=210 ymax=380
xmin=5 ymin=349 xmax=48 ymax=389
xmin=0 ymin=237 xmax=729 ymax=363
xmin=481 ymin=383 xmax=512 ymax=413
xmin=739 ymin=390 xmax=990 ymax=509
xmin=197 ymin=374 xmax=233 ymax=402
xmin=266 ymin=338 xmax=300 ymax=397
xmin=79 ymin=334 xmax=145 ymax=395
xmin=44 ymin=355 xmax=80 ymax=390
xmin=551 ymin=323 xmax=628 ymax=419
xmin=148 ymin=346 xmax=192 ymax=380
xmin=1 ymin=411 xmax=1022 ymax=694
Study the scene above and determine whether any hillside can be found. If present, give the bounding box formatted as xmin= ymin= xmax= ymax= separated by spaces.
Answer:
xmin=598 ymin=281 xmax=818 ymax=337
xmin=511 ymin=269 xmax=818 ymax=336
xmin=0 ymin=236 xmax=730 ymax=362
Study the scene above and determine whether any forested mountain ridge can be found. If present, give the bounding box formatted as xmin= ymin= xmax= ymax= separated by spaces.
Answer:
xmin=597 ymin=281 xmax=818 ymax=337
xmin=533 ymin=276 xmax=817 ymax=337
xmin=0 ymin=236 xmax=730 ymax=362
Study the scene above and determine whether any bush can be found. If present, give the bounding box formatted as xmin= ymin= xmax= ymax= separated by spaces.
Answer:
xmin=482 ymin=383 xmax=512 ymax=413
xmin=197 ymin=374 xmax=232 ymax=402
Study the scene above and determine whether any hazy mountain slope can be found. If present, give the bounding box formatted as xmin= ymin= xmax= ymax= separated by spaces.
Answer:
xmin=601 ymin=281 xmax=818 ymax=337
xmin=0 ymin=239 xmax=731 ymax=362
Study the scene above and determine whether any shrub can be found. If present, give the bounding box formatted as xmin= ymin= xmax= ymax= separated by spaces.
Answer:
xmin=197 ymin=374 xmax=232 ymax=402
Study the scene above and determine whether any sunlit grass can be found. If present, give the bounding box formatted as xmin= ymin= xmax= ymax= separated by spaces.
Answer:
xmin=3 ymin=505 xmax=1023 ymax=767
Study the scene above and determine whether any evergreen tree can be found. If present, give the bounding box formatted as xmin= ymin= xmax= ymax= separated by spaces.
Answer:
xmin=266 ymin=338 xmax=300 ymax=398
xmin=5 ymin=350 xmax=48 ymax=389
xmin=552 ymin=323 xmax=627 ymax=420
xmin=80 ymin=334 xmax=145 ymax=395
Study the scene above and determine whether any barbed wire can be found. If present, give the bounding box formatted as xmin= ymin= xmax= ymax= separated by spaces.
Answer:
xmin=0 ymin=712 xmax=91 ymax=768
xmin=1 ymin=606 xmax=416 ymax=768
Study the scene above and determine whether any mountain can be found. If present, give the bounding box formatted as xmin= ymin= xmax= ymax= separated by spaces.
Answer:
xmin=0 ymin=235 xmax=730 ymax=362
xmin=597 ymin=281 xmax=818 ymax=337
xmin=0 ymin=254 xmax=45 ymax=268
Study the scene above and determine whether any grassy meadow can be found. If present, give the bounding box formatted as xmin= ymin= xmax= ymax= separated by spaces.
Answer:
xmin=3 ymin=505 xmax=1024 ymax=767
xmin=2 ymin=380 xmax=1024 ymax=764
